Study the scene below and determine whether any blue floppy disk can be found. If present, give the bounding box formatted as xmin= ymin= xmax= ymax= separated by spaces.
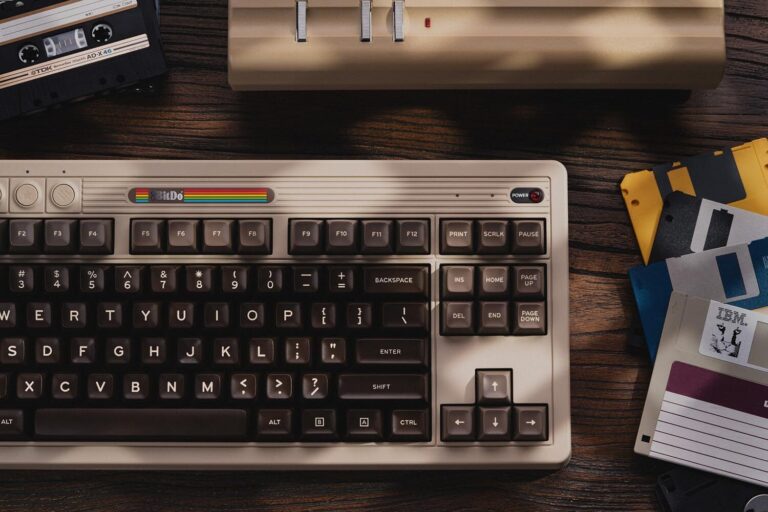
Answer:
xmin=630 ymin=237 xmax=768 ymax=360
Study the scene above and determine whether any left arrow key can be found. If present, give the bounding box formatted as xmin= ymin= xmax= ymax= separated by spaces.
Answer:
xmin=440 ymin=405 xmax=475 ymax=441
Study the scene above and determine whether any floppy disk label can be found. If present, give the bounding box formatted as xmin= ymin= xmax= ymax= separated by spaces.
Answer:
xmin=0 ymin=0 xmax=137 ymax=46
xmin=0 ymin=34 xmax=149 ymax=89
xmin=649 ymin=361 xmax=768 ymax=487
xmin=700 ymin=302 xmax=768 ymax=373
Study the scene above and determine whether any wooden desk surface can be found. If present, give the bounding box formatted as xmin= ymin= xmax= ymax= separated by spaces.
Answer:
xmin=0 ymin=0 xmax=766 ymax=510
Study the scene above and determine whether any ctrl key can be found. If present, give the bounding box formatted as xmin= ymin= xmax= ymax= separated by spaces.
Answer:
xmin=391 ymin=410 xmax=429 ymax=441
xmin=0 ymin=410 xmax=24 ymax=439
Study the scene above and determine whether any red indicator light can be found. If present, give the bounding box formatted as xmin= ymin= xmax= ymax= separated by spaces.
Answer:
xmin=425 ymin=17 xmax=431 ymax=28
xmin=529 ymin=190 xmax=543 ymax=203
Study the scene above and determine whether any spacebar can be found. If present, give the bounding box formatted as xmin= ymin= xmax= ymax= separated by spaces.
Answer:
xmin=35 ymin=409 xmax=247 ymax=440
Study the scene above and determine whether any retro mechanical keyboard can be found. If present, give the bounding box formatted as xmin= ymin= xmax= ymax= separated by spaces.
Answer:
xmin=0 ymin=161 xmax=570 ymax=469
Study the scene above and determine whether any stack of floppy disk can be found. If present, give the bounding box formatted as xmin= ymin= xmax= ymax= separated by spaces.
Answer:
xmin=621 ymin=138 xmax=768 ymax=497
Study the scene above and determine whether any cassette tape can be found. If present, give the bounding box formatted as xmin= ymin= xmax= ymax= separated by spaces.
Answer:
xmin=621 ymin=138 xmax=768 ymax=264
xmin=0 ymin=0 xmax=166 ymax=120
xmin=657 ymin=467 xmax=768 ymax=512
xmin=629 ymin=237 xmax=768 ymax=360
xmin=650 ymin=191 xmax=768 ymax=263
xmin=635 ymin=292 xmax=768 ymax=489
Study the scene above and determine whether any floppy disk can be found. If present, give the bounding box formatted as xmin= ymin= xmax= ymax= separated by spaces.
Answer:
xmin=621 ymin=138 xmax=768 ymax=264
xmin=650 ymin=191 xmax=768 ymax=263
xmin=0 ymin=0 xmax=166 ymax=120
xmin=630 ymin=237 xmax=768 ymax=360
xmin=657 ymin=468 xmax=768 ymax=512
xmin=636 ymin=293 xmax=768 ymax=488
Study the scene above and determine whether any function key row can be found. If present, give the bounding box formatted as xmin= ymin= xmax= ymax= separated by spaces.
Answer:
xmin=0 ymin=219 xmax=113 ymax=255
xmin=131 ymin=219 xmax=271 ymax=255
xmin=440 ymin=219 xmax=546 ymax=255
xmin=290 ymin=219 xmax=429 ymax=255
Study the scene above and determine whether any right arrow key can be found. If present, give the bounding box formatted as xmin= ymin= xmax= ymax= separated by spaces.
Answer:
xmin=513 ymin=405 xmax=548 ymax=441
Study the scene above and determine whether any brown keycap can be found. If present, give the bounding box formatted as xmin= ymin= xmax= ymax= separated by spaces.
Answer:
xmin=512 ymin=302 xmax=546 ymax=335
xmin=390 ymin=410 xmax=429 ymax=441
xmin=478 ymin=302 xmax=510 ymax=335
xmin=476 ymin=369 xmax=512 ymax=404
xmin=441 ymin=266 xmax=474 ymax=299
xmin=440 ymin=220 xmax=474 ymax=254
xmin=396 ymin=220 xmax=429 ymax=254
xmin=167 ymin=219 xmax=199 ymax=253
xmin=441 ymin=302 xmax=474 ymax=335
xmin=338 ymin=374 xmax=427 ymax=400
xmin=478 ymin=406 xmax=511 ymax=441
xmin=513 ymin=265 xmax=546 ymax=299
xmin=441 ymin=405 xmax=475 ymax=441
xmin=478 ymin=266 xmax=509 ymax=297
xmin=511 ymin=219 xmax=546 ymax=255
xmin=477 ymin=220 xmax=509 ymax=254
xmin=513 ymin=405 xmax=548 ymax=441
xmin=356 ymin=339 xmax=426 ymax=365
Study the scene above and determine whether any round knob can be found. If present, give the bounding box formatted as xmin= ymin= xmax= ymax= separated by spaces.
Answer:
xmin=51 ymin=183 xmax=76 ymax=208
xmin=15 ymin=183 xmax=38 ymax=208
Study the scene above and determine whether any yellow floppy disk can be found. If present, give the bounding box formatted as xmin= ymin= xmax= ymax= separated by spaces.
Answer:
xmin=621 ymin=138 xmax=768 ymax=264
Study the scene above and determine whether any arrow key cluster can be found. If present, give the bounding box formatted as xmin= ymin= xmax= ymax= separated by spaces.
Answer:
xmin=441 ymin=368 xmax=548 ymax=442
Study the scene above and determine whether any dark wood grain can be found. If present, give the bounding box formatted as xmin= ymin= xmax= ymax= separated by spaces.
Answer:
xmin=0 ymin=0 xmax=766 ymax=510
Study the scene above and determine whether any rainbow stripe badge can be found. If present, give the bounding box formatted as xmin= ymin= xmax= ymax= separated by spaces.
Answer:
xmin=130 ymin=187 xmax=273 ymax=204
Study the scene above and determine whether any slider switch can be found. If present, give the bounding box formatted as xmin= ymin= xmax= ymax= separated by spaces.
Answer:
xmin=296 ymin=0 xmax=308 ymax=42
xmin=361 ymin=0 xmax=372 ymax=42
xmin=393 ymin=0 xmax=404 ymax=42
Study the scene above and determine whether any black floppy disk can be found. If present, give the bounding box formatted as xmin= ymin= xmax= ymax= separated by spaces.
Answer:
xmin=657 ymin=468 xmax=768 ymax=512
xmin=0 ymin=0 xmax=166 ymax=120
xmin=650 ymin=191 xmax=768 ymax=263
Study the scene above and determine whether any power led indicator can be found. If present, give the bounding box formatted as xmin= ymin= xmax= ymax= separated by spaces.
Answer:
xmin=510 ymin=187 xmax=545 ymax=204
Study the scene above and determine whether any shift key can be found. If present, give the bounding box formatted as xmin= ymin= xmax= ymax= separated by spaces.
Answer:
xmin=364 ymin=266 xmax=428 ymax=296
xmin=338 ymin=374 xmax=427 ymax=400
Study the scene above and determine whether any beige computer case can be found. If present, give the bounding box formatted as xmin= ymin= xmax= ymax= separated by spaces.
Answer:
xmin=228 ymin=0 xmax=726 ymax=90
